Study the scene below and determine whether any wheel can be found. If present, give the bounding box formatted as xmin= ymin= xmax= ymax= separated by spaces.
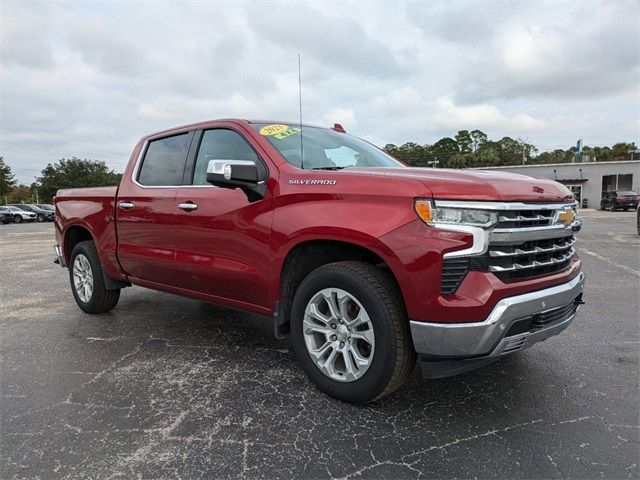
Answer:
xmin=600 ymin=204 xmax=605 ymax=210
xmin=13 ymin=215 xmax=21 ymax=223
xmin=69 ymin=240 xmax=120 ymax=314
xmin=609 ymin=204 xmax=615 ymax=212
xmin=36 ymin=213 xmax=44 ymax=222
xmin=623 ymin=208 xmax=628 ymax=211
xmin=290 ymin=261 xmax=415 ymax=404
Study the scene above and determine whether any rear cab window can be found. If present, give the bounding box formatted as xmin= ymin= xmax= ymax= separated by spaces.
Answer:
xmin=137 ymin=133 xmax=192 ymax=186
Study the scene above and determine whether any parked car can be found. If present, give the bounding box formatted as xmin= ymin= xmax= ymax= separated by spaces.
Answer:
xmin=600 ymin=191 xmax=639 ymax=211
xmin=8 ymin=204 xmax=54 ymax=222
xmin=35 ymin=204 xmax=55 ymax=213
xmin=53 ymin=119 xmax=584 ymax=404
xmin=4 ymin=205 xmax=37 ymax=223
xmin=637 ymin=205 xmax=640 ymax=235
xmin=0 ymin=206 xmax=13 ymax=224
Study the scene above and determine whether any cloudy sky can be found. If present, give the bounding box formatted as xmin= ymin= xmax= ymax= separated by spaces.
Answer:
xmin=1 ymin=0 xmax=638 ymax=184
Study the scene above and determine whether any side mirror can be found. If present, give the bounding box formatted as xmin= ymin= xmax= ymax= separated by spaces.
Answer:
xmin=206 ymin=160 xmax=266 ymax=202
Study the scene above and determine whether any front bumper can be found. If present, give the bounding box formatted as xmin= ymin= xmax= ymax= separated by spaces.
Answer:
xmin=410 ymin=272 xmax=585 ymax=378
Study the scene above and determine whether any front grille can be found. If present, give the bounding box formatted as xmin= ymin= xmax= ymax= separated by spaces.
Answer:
xmin=439 ymin=202 xmax=578 ymax=294
xmin=488 ymin=236 xmax=575 ymax=282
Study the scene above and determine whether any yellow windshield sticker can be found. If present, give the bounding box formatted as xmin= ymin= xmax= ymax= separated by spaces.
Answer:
xmin=259 ymin=124 xmax=288 ymax=136
xmin=273 ymin=127 xmax=301 ymax=140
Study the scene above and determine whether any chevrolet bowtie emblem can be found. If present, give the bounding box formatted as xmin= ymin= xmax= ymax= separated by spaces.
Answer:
xmin=556 ymin=207 xmax=575 ymax=227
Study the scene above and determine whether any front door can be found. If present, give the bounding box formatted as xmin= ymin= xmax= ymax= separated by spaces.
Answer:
xmin=173 ymin=128 xmax=274 ymax=310
xmin=116 ymin=131 xmax=193 ymax=285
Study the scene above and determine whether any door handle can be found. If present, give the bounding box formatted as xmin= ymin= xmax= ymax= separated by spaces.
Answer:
xmin=178 ymin=202 xmax=198 ymax=211
xmin=118 ymin=202 xmax=134 ymax=210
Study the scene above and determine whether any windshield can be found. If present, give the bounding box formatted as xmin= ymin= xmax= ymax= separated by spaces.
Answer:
xmin=252 ymin=123 xmax=404 ymax=170
xmin=618 ymin=191 xmax=638 ymax=196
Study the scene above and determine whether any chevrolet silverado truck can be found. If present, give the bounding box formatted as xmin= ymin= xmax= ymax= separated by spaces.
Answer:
xmin=54 ymin=119 xmax=585 ymax=403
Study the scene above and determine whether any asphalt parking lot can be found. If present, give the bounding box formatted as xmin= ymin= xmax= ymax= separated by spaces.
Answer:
xmin=1 ymin=210 xmax=638 ymax=479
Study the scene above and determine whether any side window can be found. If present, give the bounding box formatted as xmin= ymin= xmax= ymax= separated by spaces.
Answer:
xmin=137 ymin=133 xmax=191 ymax=186
xmin=192 ymin=129 xmax=259 ymax=185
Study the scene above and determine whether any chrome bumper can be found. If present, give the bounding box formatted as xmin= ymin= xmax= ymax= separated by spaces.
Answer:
xmin=410 ymin=272 xmax=585 ymax=361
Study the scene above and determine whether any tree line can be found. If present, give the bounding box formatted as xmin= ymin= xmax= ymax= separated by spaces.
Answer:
xmin=0 ymin=132 xmax=637 ymax=203
xmin=0 ymin=157 xmax=121 ymax=204
xmin=383 ymin=130 xmax=637 ymax=168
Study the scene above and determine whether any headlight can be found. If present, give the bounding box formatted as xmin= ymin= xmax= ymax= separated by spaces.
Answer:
xmin=570 ymin=204 xmax=581 ymax=231
xmin=414 ymin=199 xmax=498 ymax=228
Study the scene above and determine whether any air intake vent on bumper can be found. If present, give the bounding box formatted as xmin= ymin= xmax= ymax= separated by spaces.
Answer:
xmin=441 ymin=258 xmax=469 ymax=295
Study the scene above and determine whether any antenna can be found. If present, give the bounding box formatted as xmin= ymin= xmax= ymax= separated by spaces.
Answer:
xmin=298 ymin=53 xmax=304 ymax=169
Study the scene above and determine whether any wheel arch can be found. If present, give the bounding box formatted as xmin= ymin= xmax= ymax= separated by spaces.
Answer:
xmin=64 ymin=224 xmax=94 ymax=262
xmin=274 ymin=236 xmax=409 ymax=335
xmin=63 ymin=223 xmax=127 ymax=290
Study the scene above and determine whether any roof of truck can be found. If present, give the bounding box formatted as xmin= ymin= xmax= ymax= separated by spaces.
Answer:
xmin=144 ymin=118 xmax=330 ymax=139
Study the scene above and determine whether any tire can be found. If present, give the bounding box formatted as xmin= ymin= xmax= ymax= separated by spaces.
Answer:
xmin=623 ymin=208 xmax=628 ymax=211
xmin=290 ymin=261 xmax=415 ymax=404
xmin=69 ymin=240 xmax=120 ymax=314
xmin=36 ymin=213 xmax=44 ymax=222
xmin=13 ymin=215 xmax=21 ymax=223
xmin=609 ymin=204 xmax=615 ymax=212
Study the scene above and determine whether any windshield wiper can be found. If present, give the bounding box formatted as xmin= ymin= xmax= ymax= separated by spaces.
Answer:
xmin=309 ymin=166 xmax=346 ymax=170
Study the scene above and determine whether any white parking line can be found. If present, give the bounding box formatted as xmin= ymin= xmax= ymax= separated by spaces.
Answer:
xmin=579 ymin=247 xmax=640 ymax=277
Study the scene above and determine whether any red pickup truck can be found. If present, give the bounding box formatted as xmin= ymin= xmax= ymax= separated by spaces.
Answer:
xmin=54 ymin=119 xmax=585 ymax=403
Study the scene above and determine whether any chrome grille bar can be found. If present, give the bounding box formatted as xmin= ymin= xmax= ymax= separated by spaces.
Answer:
xmin=489 ymin=248 xmax=575 ymax=272
xmin=489 ymin=237 xmax=576 ymax=257
xmin=490 ymin=226 xmax=574 ymax=244
xmin=497 ymin=214 xmax=554 ymax=222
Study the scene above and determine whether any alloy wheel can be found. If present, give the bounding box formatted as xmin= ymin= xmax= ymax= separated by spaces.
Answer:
xmin=73 ymin=254 xmax=94 ymax=303
xmin=302 ymin=288 xmax=375 ymax=382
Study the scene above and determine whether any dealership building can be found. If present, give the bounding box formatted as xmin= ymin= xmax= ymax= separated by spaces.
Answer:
xmin=479 ymin=160 xmax=640 ymax=208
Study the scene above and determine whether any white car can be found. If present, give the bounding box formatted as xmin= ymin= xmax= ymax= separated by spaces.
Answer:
xmin=4 ymin=205 xmax=37 ymax=223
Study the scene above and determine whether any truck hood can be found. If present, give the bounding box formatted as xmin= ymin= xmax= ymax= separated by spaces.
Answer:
xmin=347 ymin=167 xmax=574 ymax=202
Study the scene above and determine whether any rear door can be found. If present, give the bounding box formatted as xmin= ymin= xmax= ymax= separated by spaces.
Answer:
xmin=173 ymin=126 xmax=275 ymax=310
xmin=116 ymin=131 xmax=194 ymax=285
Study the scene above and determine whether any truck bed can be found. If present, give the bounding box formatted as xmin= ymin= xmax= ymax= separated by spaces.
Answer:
xmin=54 ymin=186 xmax=120 ymax=280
